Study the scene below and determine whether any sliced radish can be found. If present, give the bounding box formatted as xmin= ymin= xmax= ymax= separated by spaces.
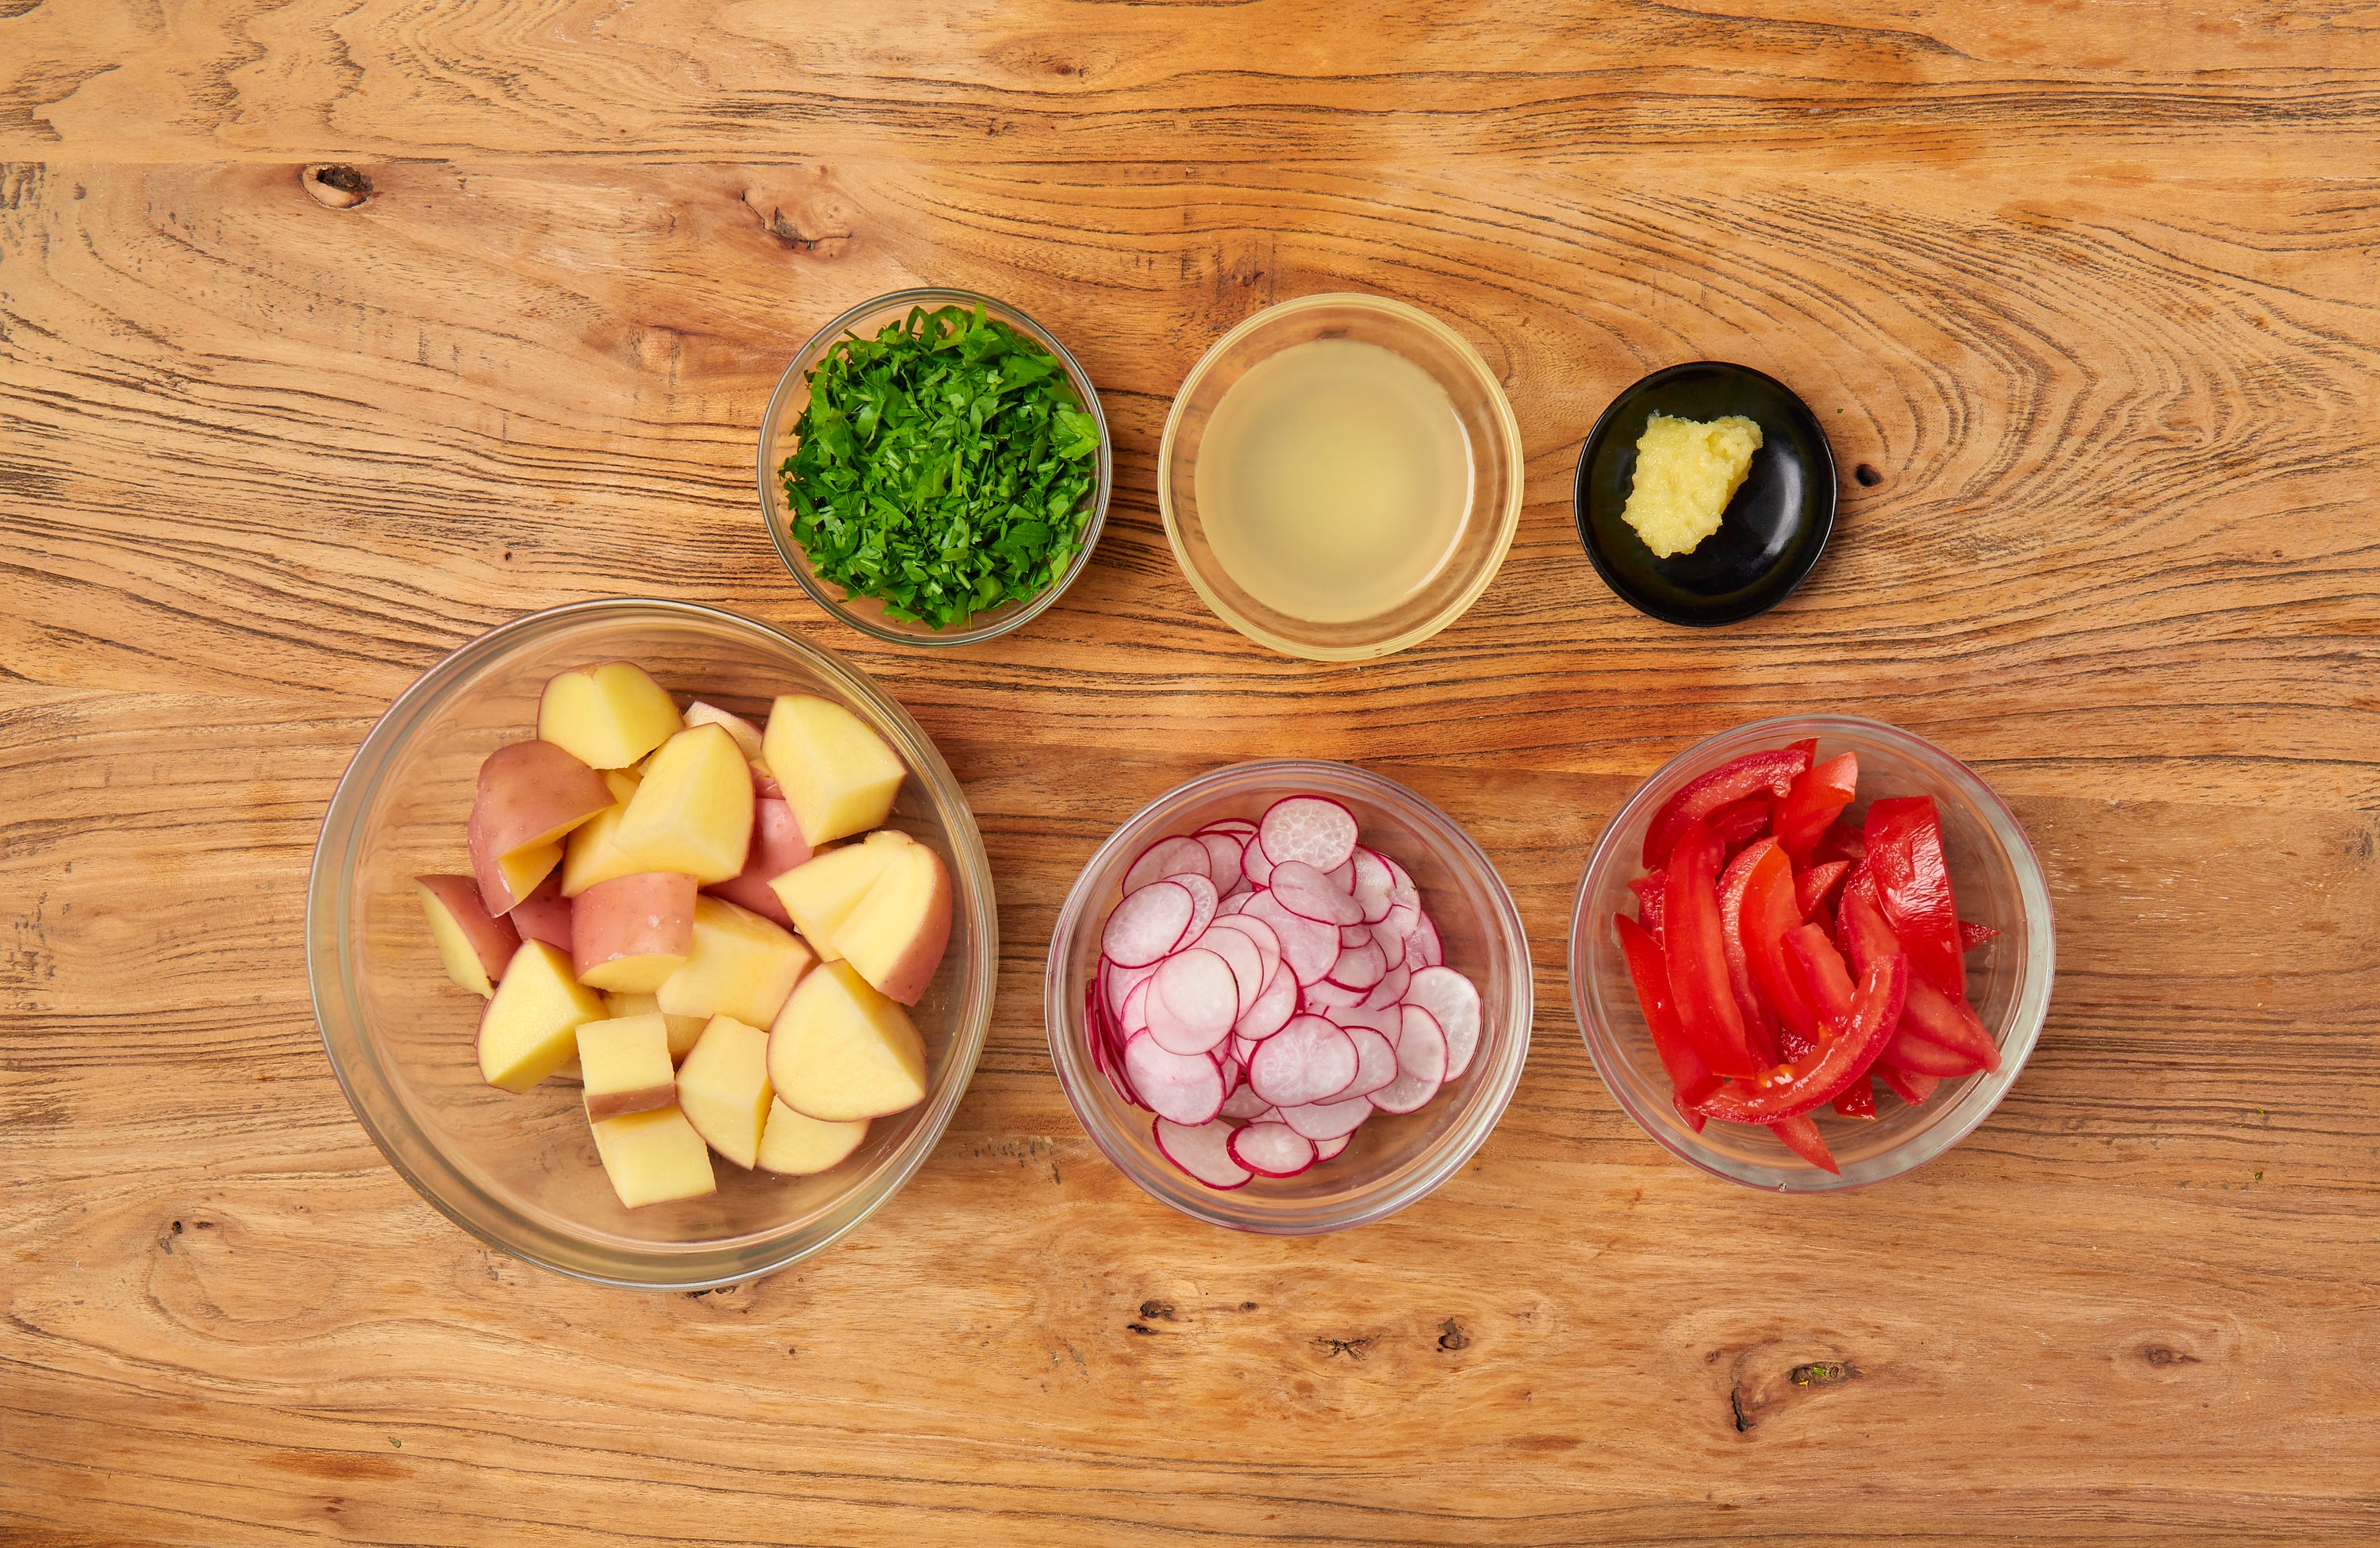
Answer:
xmin=1199 ymin=818 xmax=1258 ymax=838
xmin=1241 ymin=891 xmax=1340 ymax=985
xmin=1326 ymin=936 xmax=1388 ymax=990
xmin=1123 ymin=1033 xmax=1226 ymax=1125
xmin=1371 ymin=1004 xmax=1448 ymax=1113
xmin=1194 ymin=923 xmax=1267 ymax=1012
xmin=1341 ymin=1024 xmax=1399 ymax=1098
xmin=1154 ymin=1116 xmax=1252 ymax=1189
xmin=1215 ymin=891 xmax=1250 ymax=916
xmin=1219 ymin=1081 xmax=1273 ymax=1121
xmin=1279 ymin=1094 xmax=1374 ymax=1141
xmin=1407 ymin=965 xmax=1484 ymax=1081
xmin=1125 ymin=835 xmax=1209 ymax=893
xmin=1104 ymin=881 xmax=1194 ymax=968
xmin=1374 ymin=900 xmax=1419 ymax=951
xmin=1261 ymin=796 xmax=1359 ymax=872
xmin=1195 ymin=831 xmax=1245 ymax=884
xmin=1349 ymin=849 xmax=1394 ymax=923
xmin=1176 ymin=871 xmax=1219 ymax=947
xmin=1227 ymin=1120 xmax=1318 ymax=1178
xmin=1404 ymin=908 xmax=1443 ymax=970
xmin=1103 ymin=956 xmax=1160 ymax=1020
xmin=1271 ymin=860 xmax=1366 ymax=927
xmin=1147 ymin=948 xmax=1238 ymax=1054
xmin=1315 ymin=1131 xmax=1353 ymax=1162
xmin=1303 ymin=977 xmax=1367 ymax=1010
xmin=1330 ymin=1001 xmax=1403 ymax=1042
xmin=1248 ymin=1015 xmax=1359 ymax=1108
xmin=1325 ymin=858 xmax=1356 ymax=892
xmin=1119 ymin=975 xmax=1153 ymax=1035
xmin=1240 ymin=839 xmax=1276 ymax=888
xmin=1360 ymin=962 xmax=1411 ymax=1012
xmin=1206 ymin=913 xmax=1283 ymax=990
xmin=1234 ymin=964 xmax=1298 ymax=1040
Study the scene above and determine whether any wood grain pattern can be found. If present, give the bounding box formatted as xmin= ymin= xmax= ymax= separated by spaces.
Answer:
xmin=4 ymin=2 xmax=2378 ymax=1543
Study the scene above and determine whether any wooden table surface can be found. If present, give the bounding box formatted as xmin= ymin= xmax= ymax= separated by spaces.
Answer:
xmin=6 ymin=3 xmax=2378 ymax=1544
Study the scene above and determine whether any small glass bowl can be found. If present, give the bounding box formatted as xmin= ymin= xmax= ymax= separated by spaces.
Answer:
xmin=1571 ymin=716 xmax=2054 ymax=1191
xmin=1046 ymin=760 xmax=1533 ymax=1233
xmin=1157 ymin=293 xmax=1525 ymax=660
xmin=305 ymin=599 xmax=998 ymax=1287
xmin=756 ymin=287 xmax=1114 ymax=648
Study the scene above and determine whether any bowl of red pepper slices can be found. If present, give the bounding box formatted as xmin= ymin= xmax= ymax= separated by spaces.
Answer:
xmin=1570 ymin=716 xmax=2054 ymax=1189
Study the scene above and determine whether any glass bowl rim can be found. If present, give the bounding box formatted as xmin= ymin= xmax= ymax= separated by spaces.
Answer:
xmin=304 ymin=596 xmax=999 ymax=1287
xmin=755 ymin=286 xmax=1115 ymax=650
xmin=1154 ymin=291 xmax=1526 ymax=662
xmin=1042 ymin=756 xmax=1534 ymax=1233
xmin=1569 ymin=713 xmax=2056 ymax=1192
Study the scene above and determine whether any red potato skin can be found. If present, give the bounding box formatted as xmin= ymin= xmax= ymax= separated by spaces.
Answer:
xmin=416 ymin=874 xmax=520 ymax=984
xmin=572 ymin=871 xmax=698 ymax=982
xmin=872 ymin=845 xmax=954 ymax=1007
xmin=466 ymin=739 xmax=611 ymax=912
xmin=509 ymin=870 xmax=574 ymax=952
xmin=703 ymin=796 xmax=811 ymax=928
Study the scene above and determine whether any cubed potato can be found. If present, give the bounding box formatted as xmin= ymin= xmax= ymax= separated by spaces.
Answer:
xmin=466 ymin=740 xmax=611 ymax=912
xmin=589 ymin=1105 xmax=715 ymax=1208
xmin=756 ymin=1101 xmax=869 ymax=1177
xmin=614 ymin=724 xmax=753 ymax=883
xmin=762 ymin=694 xmax=906 ymax=847
xmin=538 ymin=662 xmax=683 ymax=770
xmin=601 ymin=992 xmax=706 ymax=1060
xmin=602 ymin=767 xmax=642 ymax=805
xmin=561 ymin=801 xmax=640 ymax=897
xmin=477 ymin=940 xmax=608 ymax=1093
xmin=836 ymin=838 xmax=952 ymax=1006
xmin=766 ymin=831 xmax=909 ymax=962
xmin=572 ymin=871 xmax=697 ymax=993
xmin=674 ymin=1016 xmax=774 ymax=1169
xmin=416 ymin=874 xmax=520 ymax=997
xmin=575 ymin=1014 xmax=678 ymax=1122
xmin=684 ymin=701 xmax=766 ymax=764
xmin=654 ymin=896 xmax=816 ymax=1029
xmin=767 ymin=960 xmax=928 ymax=1123
xmin=702 ymin=796 xmax=812 ymax=928
xmin=509 ymin=870 xmax=574 ymax=953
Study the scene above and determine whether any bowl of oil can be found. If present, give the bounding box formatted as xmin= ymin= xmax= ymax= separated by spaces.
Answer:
xmin=1158 ymin=294 xmax=1525 ymax=661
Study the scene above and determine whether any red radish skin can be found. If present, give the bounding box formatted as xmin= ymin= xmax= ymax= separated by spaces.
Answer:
xmin=1104 ymin=881 xmax=1195 ymax=967
xmin=1248 ymin=1016 xmax=1360 ymax=1108
xmin=1303 ymin=978 xmax=1368 ymax=1010
xmin=1405 ymin=966 xmax=1484 ymax=1081
xmin=1338 ymin=922 xmax=1373 ymax=949
xmin=1126 ymin=835 xmax=1210 ymax=893
xmin=1123 ymin=1033 xmax=1226 ymax=1125
xmin=1154 ymin=1116 xmax=1253 ymax=1189
xmin=1240 ymin=838 xmax=1276 ymax=888
xmin=1360 ymin=962 xmax=1412 ymax=1012
xmin=1315 ymin=1132 xmax=1353 ymax=1162
xmin=1258 ymin=796 xmax=1360 ymax=872
xmin=1234 ymin=965 xmax=1299 ymax=1039
xmin=1371 ymin=1004 xmax=1449 ymax=1113
xmin=1330 ymin=1002 xmax=1402 ymax=1042
xmin=1279 ymin=1094 xmax=1374 ymax=1141
xmin=1227 ymin=1121 xmax=1319 ymax=1178
xmin=1349 ymin=849 xmax=1395 ymax=922
xmin=1147 ymin=948 xmax=1238 ymax=1054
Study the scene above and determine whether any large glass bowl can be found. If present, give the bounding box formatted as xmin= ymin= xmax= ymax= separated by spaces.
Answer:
xmin=757 ymin=286 xmax=1113 ymax=648
xmin=1571 ymin=716 xmax=2053 ymax=1190
xmin=305 ymin=599 xmax=997 ymax=1286
xmin=1046 ymin=760 xmax=1532 ymax=1233
xmin=1157 ymin=293 xmax=1525 ymax=660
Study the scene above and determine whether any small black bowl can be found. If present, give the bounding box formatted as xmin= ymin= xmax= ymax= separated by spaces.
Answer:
xmin=1572 ymin=362 xmax=1837 ymax=627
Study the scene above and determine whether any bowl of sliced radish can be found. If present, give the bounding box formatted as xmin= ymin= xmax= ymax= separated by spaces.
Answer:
xmin=1046 ymin=761 xmax=1531 ymax=1233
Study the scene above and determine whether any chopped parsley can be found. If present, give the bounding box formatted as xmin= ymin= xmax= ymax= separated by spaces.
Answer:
xmin=780 ymin=303 xmax=1101 ymax=629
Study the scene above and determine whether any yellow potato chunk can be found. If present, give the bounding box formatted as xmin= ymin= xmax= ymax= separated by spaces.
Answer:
xmin=589 ymin=1105 xmax=716 ymax=1208
xmin=477 ymin=941 xmax=608 ymax=1093
xmin=576 ymin=1014 xmax=677 ymax=1122
xmin=674 ymin=1016 xmax=774 ymax=1170
xmin=757 ymin=1101 xmax=869 ymax=1177
xmin=538 ymin=662 xmax=683 ymax=770
xmin=766 ymin=831 xmax=909 ymax=963
xmin=614 ymin=724 xmax=754 ymax=884
xmin=768 ymin=960 xmax=928 ymax=1123
xmin=1619 ymin=412 xmax=1764 ymax=559
xmin=762 ymin=694 xmax=906 ymax=847
xmin=654 ymin=896 xmax=816 ymax=1029
xmin=601 ymin=993 xmax=708 ymax=1061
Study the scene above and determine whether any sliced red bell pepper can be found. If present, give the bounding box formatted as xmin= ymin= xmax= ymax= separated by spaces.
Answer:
xmin=1706 ymin=794 xmax=1775 ymax=851
xmin=1774 ymin=751 xmax=1860 ymax=865
xmin=1641 ymin=745 xmax=1814 ymax=870
xmin=1661 ymin=821 xmax=1759 ymax=1077
xmin=1786 ymin=921 xmax=1856 ymax=1027
xmin=1873 ymin=1061 xmax=1940 ymax=1105
xmin=1717 ymin=842 xmax=1780 ymax=1066
xmin=1863 ymin=796 xmax=1965 ymax=998
xmin=1838 ymin=871 xmax=2002 ymax=1073
xmin=1813 ymin=817 xmax=1866 ymax=865
xmin=1736 ymin=839 xmax=1821 ymax=1061
xmin=1768 ymin=1113 xmax=1840 ymax=1174
xmin=1883 ymin=1026 xmax=1983 ymax=1077
xmin=1833 ymin=1077 xmax=1878 ymax=1120
xmin=1959 ymin=919 xmax=1999 ymax=951
xmin=1628 ymin=871 xmax=1666 ymax=945
xmin=1691 ymin=955 xmax=1909 ymax=1123
xmin=1794 ymin=859 xmax=1850 ymax=919
xmin=1614 ymin=913 xmax=1715 ymax=1131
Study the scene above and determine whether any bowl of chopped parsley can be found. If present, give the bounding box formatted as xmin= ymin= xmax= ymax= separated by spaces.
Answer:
xmin=758 ymin=289 xmax=1113 ymax=647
